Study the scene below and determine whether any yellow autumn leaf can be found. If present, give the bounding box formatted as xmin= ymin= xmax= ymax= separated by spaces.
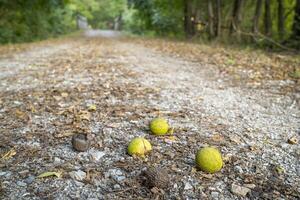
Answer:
xmin=164 ymin=135 xmax=177 ymax=144
xmin=211 ymin=134 xmax=224 ymax=142
xmin=168 ymin=127 xmax=174 ymax=135
xmin=54 ymin=131 xmax=75 ymax=138
xmin=29 ymin=104 xmax=36 ymax=113
xmin=287 ymin=136 xmax=298 ymax=145
xmin=275 ymin=166 xmax=285 ymax=174
xmin=37 ymin=171 xmax=63 ymax=178
xmin=1 ymin=148 xmax=16 ymax=160
xmin=167 ymin=136 xmax=177 ymax=141
xmin=77 ymin=111 xmax=91 ymax=121
xmin=53 ymin=96 xmax=62 ymax=101
xmin=61 ymin=92 xmax=69 ymax=98
xmin=88 ymin=104 xmax=97 ymax=111
xmin=191 ymin=167 xmax=197 ymax=174
xmin=15 ymin=109 xmax=27 ymax=119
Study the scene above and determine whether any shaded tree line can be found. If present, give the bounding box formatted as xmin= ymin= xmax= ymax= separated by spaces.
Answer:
xmin=129 ymin=0 xmax=300 ymax=49
xmin=1 ymin=0 xmax=299 ymax=49
xmin=0 ymin=0 xmax=72 ymax=43
xmin=0 ymin=0 xmax=126 ymax=44
xmin=184 ymin=0 xmax=300 ymax=48
xmin=183 ymin=0 xmax=300 ymax=47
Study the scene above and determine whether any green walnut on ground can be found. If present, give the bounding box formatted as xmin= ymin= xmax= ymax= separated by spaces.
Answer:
xmin=150 ymin=118 xmax=169 ymax=135
xmin=127 ymin=137 xmax=152 ymax=157
xmin=195 ymin=147 xmax=223 ymax=173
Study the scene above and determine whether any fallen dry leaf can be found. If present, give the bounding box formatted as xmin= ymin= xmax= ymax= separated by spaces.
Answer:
xmin=37 ymin=171 xmax=63 ymax=178
xmin=15 ymin=109 xmax=28 ymax=120
xmin=230 ymin=135 xmax=242 ymax=144
xmin=168 ymin=127 xmax=174 ymax=135
xmin=88 ymin=104 xmax=97 ymax=111
xmin=53 ymin=96 xmax=62 ymax=101
xmin=1 ymin=148 xmax=16 ymax=160
xmin=164 ymin=136 xmax=177 ymax=144
xmin=54 ymin=131 xmax=75 ymax=138
xmin=287 ymin=136 xmax=298 ymax=145
xmin=61 ymin=92 xmax=69 ymax=98
xmin=211 ymin=134 xmax=225 ymax=142
xmin=191 ymin=167 xmax=197 ymax=174
xmin=77 ymin=111 xmax=91 ymax=121
xmin=275 ymin=166 xmax=285 ymax=174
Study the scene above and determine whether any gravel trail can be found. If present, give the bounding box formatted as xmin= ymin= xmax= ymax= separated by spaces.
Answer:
xmin=0 ymin=31 xmax=299 ymax=199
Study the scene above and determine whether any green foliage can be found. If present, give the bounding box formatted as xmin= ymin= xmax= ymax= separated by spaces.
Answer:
xmin=125 ymin=0 xmax=183 ymax=36
xmin=151 ymin=0 xmax=183 ymax=35
xmin=0 ymin=0 xmax=74 ymax=44
xmin=127 ymin=0 xmax=300 ymax=49
xmin=123 ymin=9 xmax=148 ymax=34
xmin=67 ymin=0 xmax=100 ymax=19
xmin=1 ymin=0 xmax=299 ymax=50
xmin=0 ymin=0 xmax=128 ymax=43
xmin=89 ymin=0 xmax=127 ymax=29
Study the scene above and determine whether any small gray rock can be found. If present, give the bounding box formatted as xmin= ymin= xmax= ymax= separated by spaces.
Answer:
xmin=244 ymin=184 xmax=256 ymax=189
xmin=69 ymin=170 xmax=86 ymax=181
xmin=17 ymin=181 xmax=27 ymax=187
xmin=73 ymin=180 xmax=85 ymax=187
xmin=24 ymin=176 xmax=35 ymax=184
xmin=184 ymin=182 xmax=193 ymax=190
xmin=108 ymin=169 xmax=125 ymax=182
xmin=0 ymin=171 xmax=12 ymax=178
xmin=53 ymin=157 xmax=61 ymax=165
xmin=90 ymin=151 xmax=105 ymax=161
xmin=234 ymin=166 xmax=244 ymax=174
xmin=231 ymin=183 xmax=251 ymax=197
xmin=113 ymin=184 xmax=121 ymax=190
xmin=211 ymin=191 xmax=219 ymax=199
xmin=0 ymin=171 xmax=8 ymax=176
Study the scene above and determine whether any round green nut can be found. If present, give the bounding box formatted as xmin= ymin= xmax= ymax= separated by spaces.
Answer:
xmin=127 ymin=137 xmax=152 ymax=157
xmin=195 ymin=147 xmax=223 ymax=173
xmin=150 ymin=118 xmax=169 ymax=135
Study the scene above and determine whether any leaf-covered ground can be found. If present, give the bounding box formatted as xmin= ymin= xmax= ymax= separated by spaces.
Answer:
xmin=0 ymin=30 xmax=299 ymax=199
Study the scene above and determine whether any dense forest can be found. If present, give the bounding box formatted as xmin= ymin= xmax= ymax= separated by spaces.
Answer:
xmin=0 ymin=0 xmax=300 ymax=49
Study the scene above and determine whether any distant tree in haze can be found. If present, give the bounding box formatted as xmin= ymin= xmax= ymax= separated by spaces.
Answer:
xmin=215 ymin=0 xmax=221 ymax=37
xmin=183 ymin=0 xmax=195 ymax=38
xmin=253 ymin=0 xmax=263 ymax=35
xmin=292 ymin=0 xmax=300 ymax=41
xmin=230 ymin=0 xmax=244 ymax=41
xmin=264 ymin=0 xmax=272 ymax=36
xmin=277 ymin=0 xmax=285 ymax=40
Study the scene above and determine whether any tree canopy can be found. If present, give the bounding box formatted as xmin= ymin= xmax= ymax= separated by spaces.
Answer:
xmin=0 ymin=0 xmax=299 ymax=49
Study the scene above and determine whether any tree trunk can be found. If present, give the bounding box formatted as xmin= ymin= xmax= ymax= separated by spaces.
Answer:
xmin=292 ymin=0 xmax=300 ymax=40
xmin=114 ymin=14 xmax=122 ymax=30
xmin=207 ymin=0 xmax=214 ymax=38
xmin=253 ymin=0 xmax=263 ymax=34
xmin=184 ymin=0 xmax=189 ymax=37
xmin=264 ymin=0 xmax=272 ymax=36
xmin=215 ymin=0 xmax=221 ymax=37
xmin=230 ymin=0 xmax=244 ymax=41
xmin=184 ymin=0 xmax=194 ymax=38
xmin=277 ymin=0 xmax=285 ymax=40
